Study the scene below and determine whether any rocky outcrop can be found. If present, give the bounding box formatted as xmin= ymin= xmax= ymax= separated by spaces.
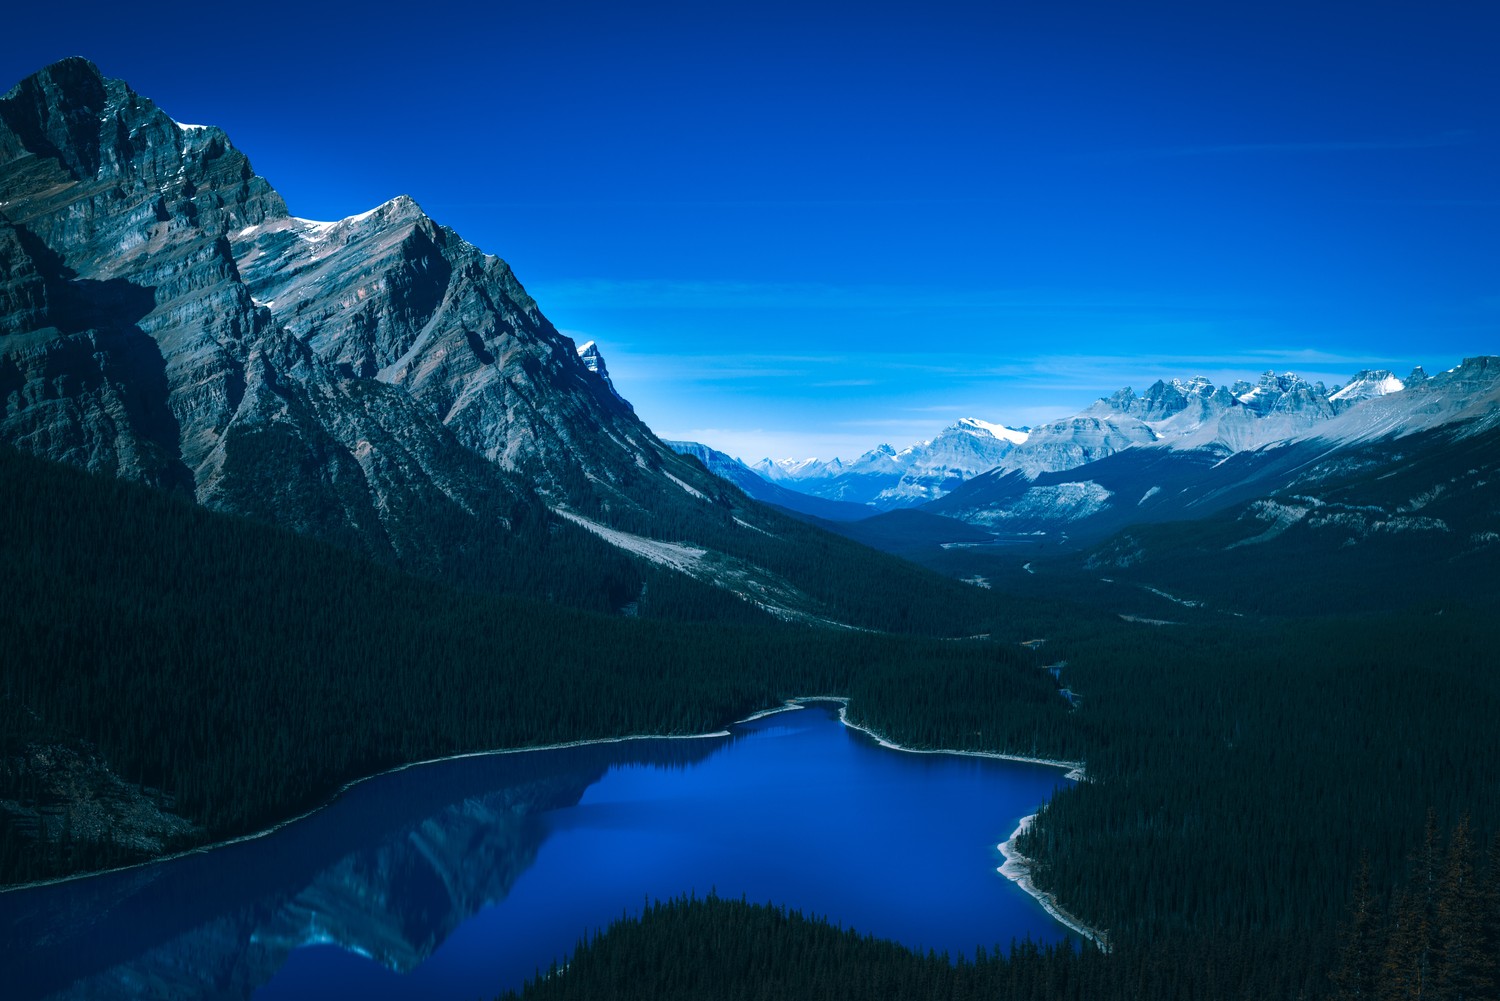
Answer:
xmin=577 ymin=339 xmax=631 ymax=410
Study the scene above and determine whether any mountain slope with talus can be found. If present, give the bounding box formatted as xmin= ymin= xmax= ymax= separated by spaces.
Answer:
xmin=0 ymin=58 xmax=999 ymax=633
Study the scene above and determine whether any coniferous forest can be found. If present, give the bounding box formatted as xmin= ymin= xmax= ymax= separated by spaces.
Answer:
xmin=3 ymin=444 xmax=1499 ymax=1000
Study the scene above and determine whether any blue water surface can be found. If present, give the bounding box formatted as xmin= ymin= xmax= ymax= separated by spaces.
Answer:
xmin=0 ymin=702 xmax=1072 ymax=999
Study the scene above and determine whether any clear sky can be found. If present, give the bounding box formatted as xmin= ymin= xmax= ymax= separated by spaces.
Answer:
xmin=5 ymin=1 xmax=1497 ymax=461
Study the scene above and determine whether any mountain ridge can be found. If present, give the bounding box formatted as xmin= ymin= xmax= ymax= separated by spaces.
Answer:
xmin=0 ymin=58 xmax=1002 ymax=633
xmin=751 ymin=358 xmax=1499 ymax=521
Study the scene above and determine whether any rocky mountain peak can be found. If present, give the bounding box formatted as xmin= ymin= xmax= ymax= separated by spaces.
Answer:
xmin=1329 ymin=369 xmax=1404 ymax=407
xmin=576 ymin=339 xmax=632 ymax=411
xmin=1135 ymin=379 xmax=1191 ymax=421
xmin=1234 ymin=370 xmax=1334 ymax=417
xmin=0 ymin=59 xmax=779 ymax=597
xmin=0 ymin=57 xmax=110 ymax=179
xmin=1173 ymin=376 xmax=1215 ymax=397
xmin=1455 ymin=355 xmax=1500 ymax=375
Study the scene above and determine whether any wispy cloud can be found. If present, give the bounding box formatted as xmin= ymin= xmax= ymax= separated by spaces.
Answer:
xmin=1104 ymin=131 xmax=1475 ymax=160
xmin=532 ymin=277 xmax=1247 ymax=316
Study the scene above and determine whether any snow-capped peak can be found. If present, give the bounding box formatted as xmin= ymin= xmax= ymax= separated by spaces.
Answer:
xmin=1172 ymin=376 xmax=1215 ymax=397
xmin=751 ymin=456 xmax=844 ymax=481
xmin=1329 ymin=369 xmax=1405 ymax=404
xmin=1236 ymin=370 xmax=1304 ymax=406
xmin=955 ymin=417 xmax=1030 ymax=444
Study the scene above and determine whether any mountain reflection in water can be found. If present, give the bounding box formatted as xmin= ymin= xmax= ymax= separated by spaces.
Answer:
xmin=1 ymin=704 xmax=1071 ymax=1000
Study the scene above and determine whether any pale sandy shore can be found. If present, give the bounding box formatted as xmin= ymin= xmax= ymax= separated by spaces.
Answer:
xmin=796 ymin=696 xmax=1087 ymax=781
xmin=998 ymin=815 xmax=1110 ymax=950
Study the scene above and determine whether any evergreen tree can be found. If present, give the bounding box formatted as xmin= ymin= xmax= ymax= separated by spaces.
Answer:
xmin=1433 ymin=815 xmax=1493 ymax=1001
xmin=1380 ymin=884 xmax=1434 ymax=1001
xmin=1332 ymin=854 xmax=1382 ymax=1001
xmin=1486 ymin=835 xmax=1500 ymax=985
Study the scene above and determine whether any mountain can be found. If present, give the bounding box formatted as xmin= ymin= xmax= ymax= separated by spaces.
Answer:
xmin=0 ymin=58 xmax=1000 ymax=632
xmin=924 ymin=359 xmax=1500 ymax=539
xmin=753 ymin=418 xmax=1029 ymax=509
xmin=665 ymin=440 xmax=875 ymax=521
xmin=751 ymin=454 xmax=846 ymax=483
xmin=876 ymin=418 xmax=1029 ymax=506
xmin=900 ymin=357 xmax=1500 ymax=613
xmin=1327 ymin=368 xmax=1406 ymax=406
xmin=576 ymin=339 xmax=631 ymax=410
xmin=1077 ymin=415 xmax=1500 ymax=615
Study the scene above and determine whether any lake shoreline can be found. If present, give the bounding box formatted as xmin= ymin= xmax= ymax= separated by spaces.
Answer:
xmin=0 ymin=725 xmax=735 ymax=895
xmin=774 ymin=697 xmax=1108 ymax=949
xmin=3 ymin=689 xmax=1097 ymax=961
xmin=998 ymin=815 xmax=1110 ymax=951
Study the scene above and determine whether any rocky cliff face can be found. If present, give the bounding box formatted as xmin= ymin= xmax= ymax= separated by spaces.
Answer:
xmin=0 ymin=58 xmax=284 ymax=485
xmin=0 ymin=58 xmax=762 ymax=586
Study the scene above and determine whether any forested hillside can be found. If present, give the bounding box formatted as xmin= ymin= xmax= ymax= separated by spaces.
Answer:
xmin=4 ymin=445 xmax=1498 ymax=1000
xmin=0 ymin=446 xmax=1067 ymax=884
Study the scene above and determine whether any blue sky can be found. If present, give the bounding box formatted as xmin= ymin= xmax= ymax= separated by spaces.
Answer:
xmin=5 ymin=1 xmax=1497 ymax=460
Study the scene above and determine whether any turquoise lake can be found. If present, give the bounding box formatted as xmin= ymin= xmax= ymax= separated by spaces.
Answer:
xmin=0 ymin=701 xmax=1074 ymax=999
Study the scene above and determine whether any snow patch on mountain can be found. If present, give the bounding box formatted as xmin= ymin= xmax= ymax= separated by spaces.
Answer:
xmin=958 ymin=418 xmax=1030 ymax=445
xmin=1329 ymin=369 xmax=1404 ymax=405
xmin=576 ymin=340 xmax=632 ymax=411
xmin=1299 ymin=357 xmax=1500 ymax=447
xmin=752 ymin=456 xmax=845 ymax=482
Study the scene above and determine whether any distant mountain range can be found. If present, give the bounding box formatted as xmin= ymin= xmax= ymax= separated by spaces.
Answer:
xmin=732 ymin=418 xmax=1030 ymax=509
xmin=704 ymin=361 xmax=1496 ymax=526
xmin=927 ymin=358 xmax=1499 ymax=539
xmin=672 ymin=357 xmax=1500 ymax=609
